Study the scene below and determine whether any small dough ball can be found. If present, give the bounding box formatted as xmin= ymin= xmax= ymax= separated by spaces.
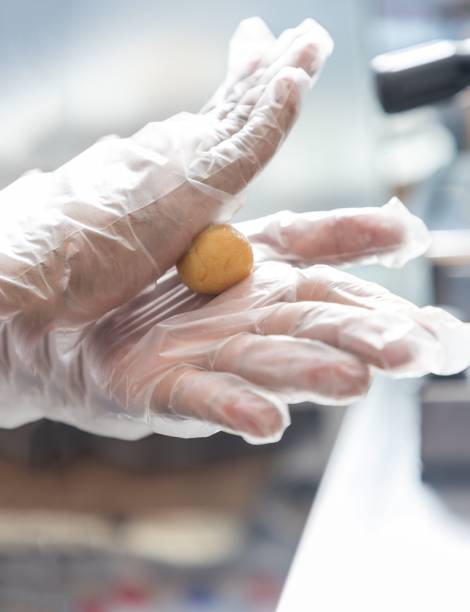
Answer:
xmin=177 ymin=224 xmax=254 ymax=295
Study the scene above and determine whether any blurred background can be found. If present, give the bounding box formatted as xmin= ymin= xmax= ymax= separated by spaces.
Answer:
xmin=0 ymin=0 xmax=382 ymax=212
xmin=2 ymin=0 xmax=470 ymax=610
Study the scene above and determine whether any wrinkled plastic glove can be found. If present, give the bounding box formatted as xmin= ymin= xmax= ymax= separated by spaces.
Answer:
xmin=6 ymin=200 xmax=470 ymax=443
xmin=1 ymin=18 xmax=468 ymax=444
xmin=0 ymin=17 xmax=333 ymax=354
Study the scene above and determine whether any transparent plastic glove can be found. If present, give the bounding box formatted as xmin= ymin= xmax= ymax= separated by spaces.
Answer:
xmin=5 ymin=201 xmax=469 ymax=444
xmin=237 ymin=197 xmax=431 ymax=268
xmin=0 ymin=17 xmax=333 ymax=356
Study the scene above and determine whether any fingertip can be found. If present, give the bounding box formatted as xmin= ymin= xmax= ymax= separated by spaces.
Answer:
xmin=297 ymin=40 xmax=322 ymax=77
xmin=300 ymin=343 xmax=371 ymax=404
xmin=272 ymin=66 xmax=311 ymax=105
xmin=362 ymin=316 xmax=442 ymax=376
xmin=331 ymin=357 xmax=371 ymax=402
xmin=380 ymin=198 xmax=431 ymax=266
xmin=297 ymin=18 xmax=334 ymax=57
xmin=224 ymin=396 xmax=288 ymax=441
xmin=419 ymin=306 xmax=470 ymax=375
xmin=231 ymin=16 xmax=275 ymax=44
xmin=379 ymin=340 xmax=416 ymax=372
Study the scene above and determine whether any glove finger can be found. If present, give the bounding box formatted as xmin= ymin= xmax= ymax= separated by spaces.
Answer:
xmin=416 ymin=306 xmax=470 ymax=375
xmin=210 ymin=332 xmax=370 ymax=403
xmin=255 ymin=23 xmax=333 ymax=89
xmin=227 ymin=17 xmax=275 ymax=78
xmin=152 ymin=365 xmax=289 ymax=443
xmin=224 ymin=23 xmax=331 ymax=106
xmin=209 ymin=28 xmax=326 ymax=128
xmin=255 ymin=301 xmax=442 ymax=377
xmin=273 ymin=17 xmax=331 ymax=58
xmin=202 ymin=16 xmax=279 ymax=114
xmin=296 ymin=264 xmax=415 ymax=310
xmin=142 ymin=272 xmax=437 ymax=378
xmin=202 ymin=26 xmax=320 ymax=142
xmin=237 ymin=198 xmax=430 ymax=268
xmin=294 ymin=266 xmax=470 ymax=376
xmin=204 ymin=18 xmax=331 ymax=118
xmin=203 ymin=261 xmax=441 ymax=377
xmin=199 ymin=67 xmax=310 ymax=196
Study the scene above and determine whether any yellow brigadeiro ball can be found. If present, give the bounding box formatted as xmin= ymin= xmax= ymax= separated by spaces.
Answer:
xmin=177 ymin=224 xmax=254 ymax=295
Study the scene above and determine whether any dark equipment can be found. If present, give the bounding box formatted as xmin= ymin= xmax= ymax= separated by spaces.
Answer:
xmin=372 ymin=39 xmax=470 ymax=113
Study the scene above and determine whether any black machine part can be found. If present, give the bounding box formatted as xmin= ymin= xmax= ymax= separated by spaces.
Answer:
xmin=372 ymin=39 xmax=470 ymax=113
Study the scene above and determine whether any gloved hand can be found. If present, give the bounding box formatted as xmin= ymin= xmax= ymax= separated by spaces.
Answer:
xmin=0 ymin=17 xmax=333 ymax=356
xmin=1 ymin=17 xmax=468 ymax=444
xmin=6 ymin=200 xmax=469 ymax=443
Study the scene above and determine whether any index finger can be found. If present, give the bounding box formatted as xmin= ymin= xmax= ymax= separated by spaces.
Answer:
xmin=239 ymin=198 xmax=430 ymax=268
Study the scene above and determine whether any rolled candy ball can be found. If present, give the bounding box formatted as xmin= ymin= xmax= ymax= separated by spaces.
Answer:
xmin=177 ymin=224 xmax=254 ymax=295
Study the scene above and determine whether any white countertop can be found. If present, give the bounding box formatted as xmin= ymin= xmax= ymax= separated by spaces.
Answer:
xmin=278 ymin=377 xmax=470 ymax=612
